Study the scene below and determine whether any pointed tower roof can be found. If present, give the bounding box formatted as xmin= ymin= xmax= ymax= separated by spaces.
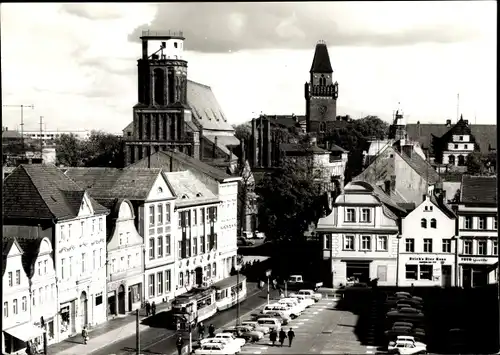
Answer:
xmin=310 ymin=40 xmax=333 ymax=73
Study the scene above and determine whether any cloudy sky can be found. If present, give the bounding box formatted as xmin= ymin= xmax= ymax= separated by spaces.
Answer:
xmin=1 ymin=2 xmax=496 ymax=134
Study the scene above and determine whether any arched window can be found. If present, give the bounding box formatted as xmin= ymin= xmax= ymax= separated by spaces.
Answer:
xmin=319 ymin=122 xmax=327 ymax=133
xmin=207 ymin=264 xmax=212 ymax=279
xmin=319 ymin=75 xmax=326 ymax=86
xmin=185 ymin=270 xmax=190 ymax=285
xmin=212 ymin=262 xmax=216 ymax=277
xmin=448 ymin=155 xmax=455 ymax=165
xmin=179 ymin=272 xmax=184 ymax=286
xmin=421 ymin=218 xmax=427 ymax=228
xmin=430 ymin=218 xmax=437 ymax=229
xmin=153 ymin=68 xmax=165 ymax=106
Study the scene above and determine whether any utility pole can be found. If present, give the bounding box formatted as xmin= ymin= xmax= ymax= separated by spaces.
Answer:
xmin=2 ymin=104 xmax=35 ymax=154
xmin=39 ymin=116 xmax=44 ymax=154
xmin=136 ymin=309 xmax=140 ymax=355
xmin=236 ymin=265 xmax=241 ymax=326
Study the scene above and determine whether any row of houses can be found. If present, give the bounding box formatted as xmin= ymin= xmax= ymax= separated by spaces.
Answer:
xmin=318 ymin=175 xmax=498 ymax=289
xmin=2 ymin=149 xmax=240 ymax=354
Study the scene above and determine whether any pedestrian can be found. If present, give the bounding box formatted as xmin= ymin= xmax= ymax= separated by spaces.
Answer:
xmin=287 ymin=328 xmax=295 ymax=347
xmin=208 ymin=324 xmax=215 ymax=338
xmin=145 ymin=300 xmax=151 ymax=317
xmin=176 ymin=336 xmax=184 ymax=355
xmin=272 ymin=279 xmax=277 ymax=290
xmin=152 ymin=301 xmax=157 ymax=316
xmin=278 ymin=329 xmax=287 ymax=347
xmin=410 ymin=283 xmax=415 ymax=296
xmin=82 ymin=326 xmax=89 ymax=345
xmin=198 ymin=322 xmax=205 ymax=340
xmin=269 ymin=329 xmax=277 ymax=346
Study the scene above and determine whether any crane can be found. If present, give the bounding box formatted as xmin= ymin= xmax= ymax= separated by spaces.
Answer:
xmin=2 ymin=104 xmax=35 ymax=153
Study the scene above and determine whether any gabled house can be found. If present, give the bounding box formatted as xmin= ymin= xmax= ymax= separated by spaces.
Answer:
xmin=3 ymin=164 xmax=109 ymax=340
xmin=316 ymin=181 xmax=407 ymax=287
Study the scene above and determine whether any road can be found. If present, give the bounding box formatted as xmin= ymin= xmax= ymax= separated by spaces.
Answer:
xmin=90 ymin=286 xmax=273 ymax=355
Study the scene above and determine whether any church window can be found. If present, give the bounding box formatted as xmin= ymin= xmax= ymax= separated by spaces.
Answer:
xmin=319 ymin=75 xmax=326 ymax=86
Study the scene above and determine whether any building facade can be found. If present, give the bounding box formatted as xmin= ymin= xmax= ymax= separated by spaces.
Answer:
xmin=103 ymin=199 xmax=145 ymax=318
xmin=457 ymin=175 xmax=498 ymax=287
xmin=316 ymin=181 xmax=407 ymax=287
xmin=399 ymin=194 xmax=457 ymax=287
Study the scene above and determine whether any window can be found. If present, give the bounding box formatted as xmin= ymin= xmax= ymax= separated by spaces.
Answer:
xmin=464 ymin=216 xmax=472 ymax=229
xmin=419 ymin=265 xmax=433 ymax=280
xmin=39 ymin=288 xmax=42 ymax=304
xmin=16 ymin=270 xmax=20 ymax=285
xmin=149 ymin=274 xmax=155 ymax=297
xmin=325 ymin=235 xmax=332 ymax=250
xmin=111 ymin=259 xmax=116 ymax=273
xmin=149 ymin=205 xmax=155 ymax=226
xmin=13 ymin=299 xmax=18 ymax=315
xmin=22 ymin=297 xmax=27 ymax=312
xmin=463 ymin=240 xmax=473 ymax=255
xmin=157 ymin=236 xmax=163 ymax=258
xmin=149 ymin=238 xmax=155 ymax=260
xmin=61 ymin=258 xmax=65 ymax=279
xmin=3 ymin=302 xmax=8 ymax=317
xmin=343 ymin=236 xmax=354 ymax=250
xmin=93 ymin=250 xmax=96 ymax=270
xmin=165 ymin=270 xmax=171 ymax=292
xmin=493 ymin=241 xmax=498 ymax=255
xmin=92 ymin=219 xmax=95 ymax=234
xmin=479 ymin=216 xmax=487 ymax=230
xmin=405 ymin=265 xmax=418 ymax=280
xmin=193 ymin=237 xmax=198 ymax=255
xmin=200 ymin=236 xmax=206 ymax=253
xmin=405 ymin=238 xmax=415 ymax=252
xmin=157 ymin=204 xmax=163 ymax=224
xmin=423 ymin=239 xmax=433 ymax=252
xmin=61 ymin=225 xmax=65 ymax=241
xmin=81 ymin=253 xmax=86 ymax=273
xmin=454 ymin=144 xmax=459 ymax=149
xmin=33 ymin=290 xmax=36 ymax=306
xmin=459 ymin=136 xmax=463 ymax=141
xmin=361 ymin=208 xmax=371 ymax=222
xmin=99 ymin=249 xmax=103 ymax=267
xmin=81 ymin=221 xmax=84 ymax=238
xmin=345 ymin=208 xmax=356 ymax=222
xmin=179 ymin=272 xmax=184 ymax=286
xmin=360 ymin=236 xmax=371 ymax=251
xmin=157 ymin=272 xmax=163 ymax=295
xmin=477 ymin=240 xmax=487 ymax=255
xmin=68 ymin=224 xmax=72 ymax=239
xmin=494 ymin=216 xmax=498 ymax=230
xmin=96 ymin=293 xmax=103 ymax=306
xmin=165 ymin=235 xmax=171 ymax=255
xmin=201 ymin=208 xmax=205 ymax=224
xmin=213 ymin=262 xmax=216 ymax=277
xmin=8 ymin=272 xmax=12 ymax=287
xmin=464 ymin=144 xmax=468 ymax=149
xmin=99 ymin=218 xmax=103 ymax=232
xmin=177 ymin=241 xmax=182 ymax=259
xmin=120 ymin=256 xmax=124 ymax=271
xmin=377 ymin=236 xmax=388 ymax=251
xmin=421 ymin=219 xmax=427 ymax=228
xmin=69 ymin=257 xmax=73 ymax=275
xmin=128 ymin=255 xmax=131 ymax=268
xmin=165 ymin=203 xmax=171 ymax=223
xmin=44 ymin=260 xmax=47 ymax=274
xmin=442 ymin=239 xmax=452 ymax=253
xmin=430 ymin=219 xmax=437 ymax=229
xmin=193 ymin=210 xmax=197 ymax=225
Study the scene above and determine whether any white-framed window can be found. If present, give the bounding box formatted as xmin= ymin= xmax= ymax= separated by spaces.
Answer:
xmin=477 ymin=240 xmax=487 ymax=255
xmin=68 ymin=224 xmax=72 ymax=239
xmin=21 ymin=296 xmax=27 ymax=312
xmin=193 ymin=237 xmax=198 ymax=255
xmin=405 ymin=239 xmax=415 ymax=252
xmin=149 ymin=205 xmax=155 ymax=226
xmin=377 ymin=236 xmax=388 ymax=251
xmin=213 ymin=262 xmax=217 ymax=277
xmin=44 ymin=260 xmax=47 ymax=274
xmin=81 ymin=253 xmax=86 ymax=273
xmin=442 ymin=239 xmax=452 ymax=253
xmin=178 ymin=241 xmax=182 ymax=259
xmin=38 ymin=261 xmax=42 ymax=276
xmin=149 ymin=238 xmax=155 ymax=260
xmin=166 ymin=203 xmax=171 ymax=223
xmin=193 ymin=209 xmax=197 ymax=225
xmin=8 ymin=272 xmax=12 ymax=287
xmin=149 ymin=274 xmax=155 ymax=297
xmin=99 ymin=218 xmax=103 ymax=232
xmin=179 ymin=272 xmax=184 ymax=286
xmin=165 ymin=270 xmax=171 ymax=292
xmin=200 ymin=236 xmax=206 ymax=253
xmin=201 ymin=208 xmax=205 ymax=224
xmin=157 ymin=272 xmax=163 ymax=295
xmin=93 ymin=250 xmax=96 ymax=270
xmin=158 ymin=204 xmax=163 ymax=224
xmin=430 ymin=218 xmax=437 ymax=229
xmin=157 ymin=236 xmax=163 ymax=258
xmin=92 ymin=219 xmax=95 ymax=234
xmin=343 ymin=235 xmax=354 ymax=250
xmin=479 ymin=216 xmax=487 ymax=230
xmin=345 ymin=208 xmax=356 ymax=222
xmin=493 ymin=240 xmax=498 ymax=255
xmin=61 ymin=258 xmax=65 ymax=279
xmin=186 ymin=270 xmax=190 ymax=285
xmin=69 ymin=256 xmax=73 ymax=276
xmin=494 ymin=216 xmax=498 ymax=230
xmin=16 ymin=270 xmax=20 ymax=285
xmin=13 ymin=299 xmax=18 ymax=315
xmin=120 ymin=256 xmax=124 ymax=271
xmin=81 ymin=221 xmax=85 ymax=238
xmin=127 ymin=255 xmax=131 ymax=268
xmin=99 ymin=248 xmax=103 ymax=267
xmin=360 ymin=236 xmax=371 ymax=251
xmin=165 ymin=235 xmax=171 ymax=255
xmin=33 ymin=290 xmax=36 ymax=306
xmin=423 ymin=239 xmax=433 ymax=252
xmin=60 ymin=225 xmax=65 ymax=241
xmin=464 ymin=216 xmax=472 ymax=229
xmin=112 ymin=258 xmax=116 ymax=272
xmin=4 ymin=302 xmax=8 ymax=317
xmin=463 ymin=239 xmax=473 ymax=255
xmin=421 ymin=219 xmax=427 ymax=228
xmin=361 ymin=208 xmax=371 ymax=223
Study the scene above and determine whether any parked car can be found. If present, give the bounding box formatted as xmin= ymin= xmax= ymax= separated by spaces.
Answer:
xmin=385 ymin=325 xmax=413 ymax=339
xmin=196 ymin=338 xmax=241 ymax=353
xmin=194 ymin=342 xmax=239 ymax=355
xmin=394 ymin=292 xmax=412 ymax=299
xmin=387 ymin=308 xmax=425 ymax=321
xmin=254 ymin=231 xmax=265 ymax=239
xmin=237 ymin=237 xmax=255 ymax=247
xmin=256 ymin=317 xmax=282 ymax=332
xmin=221 ymin=326 xmax=264 ymax=342
xmin=261 ymin=304 xmax=293 ymax=320
xmin=280 ymin=297 xmax=306 ymax=313
xmin=242 ymin=231 xmax=253 ymax=239
xmin=295 ymin=289 xmax=323 ymax=302
xmin=289 ymin=294 xmax=315 ymax=308
xmin=240 ymin=320 xmax=270 ymax=335
xmin=277 ymin=299 xmax=303 ymax=317
xmin=255 ymin=310 xmax=290 ymax=325
xmin=388 ymin=336 xmax=427 ymax=355
xmin=213 ymin=332 xmax=246 ymax=348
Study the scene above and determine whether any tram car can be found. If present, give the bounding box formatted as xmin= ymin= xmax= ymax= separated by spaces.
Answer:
xmin=213 ymin=275 xmax=247 ymax=311
xmin=171 ymin=287 xmax=217 ymax=329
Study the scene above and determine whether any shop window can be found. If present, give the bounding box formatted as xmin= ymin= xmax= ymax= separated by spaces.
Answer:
xmin=464 ymin=216 xmax=472 ymax=229
xmin=477 ymin=240 xmax=487 ymax=255
xmin=419 ymin=265 xmax=433 ymax=280
xmin=95 ymin=293 xmax=103 ymax=306
xmin=421 ymin=219 xmax=427 ymax=228
xmin=442 ymin=239 xmax=452 ymax=253
xmin=405 ymin=265 xmax=418 ymax=280
xmin=377 ymin=236 xmax=388 ymax=251
xmin=430 ymin=219 xmax=437 ymax=229
xmin=343 ymin=235 xmax=354 ymax=251
xmin=405 ymin=238 xmax=415 ymax=252
xmin=423 ymin=239 xmax=433 ymax=253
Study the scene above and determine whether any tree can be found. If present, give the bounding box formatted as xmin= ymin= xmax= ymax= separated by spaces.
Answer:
xmin=232 ymin=122 xmax=252 ymax=142
xmin=352 ymin=115 xmax=389 ymax=140
xmin=55 ymin=133 xmax=85 ymax=167
xmin=83 ymin=130 xmax=123 ymax=168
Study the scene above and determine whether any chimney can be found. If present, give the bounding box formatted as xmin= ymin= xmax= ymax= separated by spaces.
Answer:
xmin=402 ymin=144 xmax=413 ymax=158
xmin=265 ymin=119 xmax=272 ymax=168
xmin=251 ymin=119 xmax=257 ymax=167
xmin=390 ymin=175 xmax=396 ymax=192
xmin=326 ymin=141 xmax=330 ymax=150
xmin=446 ymin=119 xmax=451 ymax=127
xmin=212 ymin=136 xmax=218 ymax=158
xmin=423 ymin=194 xmax=427 ymax=202
xmin=384 ymin=180 xmax=391 ymax=194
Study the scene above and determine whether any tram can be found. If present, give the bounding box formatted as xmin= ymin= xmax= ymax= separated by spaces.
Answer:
xmin=213 ymin=274 xmax=247 ymax=311
xmin=171 ymin=287 xmax=217 ymax=328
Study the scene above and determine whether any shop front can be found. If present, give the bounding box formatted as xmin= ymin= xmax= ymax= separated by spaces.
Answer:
xmin=459 ymin=256 xmax=497 ymax=288
xmin=399 ymin=254 xmax=456 ymax=287
xmin=3 ymin=322 xmax=46 ymax=354
xmin=108 ymin=275 xmax=143 ymax=318
xmin=59 ymin=300 xmax=76 ymax=339
xmin=33 ymin=316 xmax=57 ymax=346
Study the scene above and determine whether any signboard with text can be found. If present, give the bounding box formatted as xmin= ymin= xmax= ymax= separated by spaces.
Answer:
xmin=459 ymin=257 xmax=495 ymax=264
xmin=408 ymin=256 xmax=446 ymax=264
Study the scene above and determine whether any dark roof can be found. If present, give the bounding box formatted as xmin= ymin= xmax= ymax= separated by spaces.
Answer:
xmin=3 ymin=164 xmax=108 ymax=221
xmin=258 ymin=115 xmax=305 ymax=130
xmin=212 ymin=274 xmax=246 ymax=290
xmin=310 ymin=42 xmax=333 ymax=73
xmin=429 ymin=195 xmax=456 ymax=219
xmin=127 ymin=150 xmax=232 ymax=182
xmin=16 ymin=237 xmax=43 ymax=279
xmin=460 ymin=175 xmax=497 ymax=205
xmin=2 ymin=130 xmax=23 ymax=139
xmin=280 ymin=143 xmax=329 ymax=154
xmin=329 ymin=143 xmax=348 ymax=153
xmin=65 ymin=167 xmax=162 ymax=200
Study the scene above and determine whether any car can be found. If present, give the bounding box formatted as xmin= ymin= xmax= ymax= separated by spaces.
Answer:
xmin=254 ymin=231 xmax=265 ymax=239
xmin=221 ymin=326 xmax=264 ymax=342
xmin=257 ymin=317 xmax=282 ymax=332
xmin=261 ymin=304 xmax=293 ymax=321
xmin=392 ymin=322 xmax=414 ymax=329
xmin=213 ymin=332 xmax=247 ymax=348
xmin=237 ymin=237 xmax=255 ymax=247
xmin=387 ymin=308 xmax=425 ymax=321
xmin=194 ymin=342 xmax=239 ymax=355
xmin=289 ymin=294 xmax=314 ymax=308
xmin=277 ymin=298 xmax=303 ymax=317
xmin=242 ymin=231 xmax=253 ymax=239
xmin=296 ymin=289 xmax=323 ymax=302
xmin=394 ymin=292 xmax=412 ymax=299
xmin=388 ymin=336 xmax=427 ymax=355
xmin=240 ymin=320 xmax=270 ymax=335
xmin=257 ymin=310 xmax=290 ymax=325
xmin=281 ymin=297 xmax=307 ymax=313
xmin=196 ymin=338 xmax=241 ymax=353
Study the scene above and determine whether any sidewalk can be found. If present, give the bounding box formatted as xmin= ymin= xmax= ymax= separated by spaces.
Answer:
xmin=48 ymin=301 xmax=171 ymax=355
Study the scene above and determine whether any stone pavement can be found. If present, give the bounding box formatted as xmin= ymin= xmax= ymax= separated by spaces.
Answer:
xmin=49 ymin=301 xmax=171 ymax=355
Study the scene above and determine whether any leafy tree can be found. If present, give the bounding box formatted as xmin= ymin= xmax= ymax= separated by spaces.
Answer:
xmin=466 ymin=152 xmax=484 ymax=175
xmin=232 ymin=122 xmax=252 ymax=142
xmin=353 ymin=115 xmax=389 ymax=140
xmin=83 ymin=130 xmax=123 ymax=168
xmin=55 ymin=133 xmax=85 ymax=167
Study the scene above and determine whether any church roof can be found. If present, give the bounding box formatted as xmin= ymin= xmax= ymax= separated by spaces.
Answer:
xmin=310 ymin=42 xmax=333 ymax=73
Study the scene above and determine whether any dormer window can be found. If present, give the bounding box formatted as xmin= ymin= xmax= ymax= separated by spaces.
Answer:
xmin=182 ymin=194 xmax=188 ymax=199
xmin=158 ymin=187 xmax=163 ymax=194
xmin=196 ymin=193 xmax=203 ymax=197
xmin=459 ymin=136 xmax=463 ymax=141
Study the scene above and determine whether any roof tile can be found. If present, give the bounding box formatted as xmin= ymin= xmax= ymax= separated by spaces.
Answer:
xmin=460 ymin=175 xmax=497 ymax=204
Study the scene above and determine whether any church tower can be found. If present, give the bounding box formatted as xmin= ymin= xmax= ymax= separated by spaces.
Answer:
xmin=388 ymin=104 xmax=407 ymax=141
xmin=305 ymin=40 xmax=339 ymax=137
xmin=125 ymin=30 xmax=197 ymax=166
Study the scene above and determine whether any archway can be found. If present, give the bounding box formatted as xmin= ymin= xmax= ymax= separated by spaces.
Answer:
xmin=80 ymin=291 xmax=88 ymax=329
xmin=118 ymin=285 xmax=126 ymax=315
xmin=195 ymin=267 xmax=203 ymax=286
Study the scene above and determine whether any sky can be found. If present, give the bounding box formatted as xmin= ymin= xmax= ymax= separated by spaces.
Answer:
xmin=1 ymin=2 xmax=497 ymax=134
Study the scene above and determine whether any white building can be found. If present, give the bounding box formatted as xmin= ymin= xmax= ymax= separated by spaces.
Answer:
xmin=22 ymin=130 xmax=91 ymax=145
xmin=317 ymin=181 xmax=407 ymax=287
xmin=399 ymin=193 xmax=457 ymax=287
xmin=164 ymin=170 xmax=223 ymax=295
xmin=439 ymin=116 xmax=476 ymax=167
xmin=457 ymin=175 xmax=498 ymax=287
xmin=3 ymin=164 xmax=110 ymax=341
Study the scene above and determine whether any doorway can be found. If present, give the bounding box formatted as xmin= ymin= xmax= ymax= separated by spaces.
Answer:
xmin=195 ymin=267 xmax=203 ymax=286
xmin=80 ymin=291 xmax=88 ymax=329
xmin=108 ymin=292 xmax=116 ymax=316
xmin=118 ymin=285 xmax=126 ymax=314
xmin=442 ymin=265 xmax=452 ymax=287
xmin=128 ymin=287 xmax=132 ymax=312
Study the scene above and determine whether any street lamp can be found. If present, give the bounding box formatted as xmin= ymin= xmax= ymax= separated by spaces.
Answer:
xmin=396 ymin=234 xmax=402 ymax=288
xmin=265 ymin=269 xmax=272 ymax=304
xmin=235 ymin=264 xmax=242 ymax=326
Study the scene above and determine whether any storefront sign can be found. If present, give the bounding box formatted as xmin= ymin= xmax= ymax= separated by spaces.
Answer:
xmin=460 ymin=257 xmax=489 ymax=264
xmin=408 ymin=256 xmax=446 ymax=264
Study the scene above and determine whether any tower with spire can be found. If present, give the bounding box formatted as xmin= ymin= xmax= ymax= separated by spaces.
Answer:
xmin=388 ymin=103 xmax=407 ymax=141
xmin=304 ymin=40 xmax=339 ymax=137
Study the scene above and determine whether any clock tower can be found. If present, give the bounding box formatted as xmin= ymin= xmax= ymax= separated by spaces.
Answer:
xmin=305 ymin=40 xmax=338 ymax=136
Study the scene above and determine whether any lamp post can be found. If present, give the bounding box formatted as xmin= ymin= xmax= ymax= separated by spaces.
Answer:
xmin=265 ymin=269 xmax=272 ymax=304
xmin=396 ymin=234 xmax=402 ymax=288
xmin=235 ymin=264 xmax=242 ymax=326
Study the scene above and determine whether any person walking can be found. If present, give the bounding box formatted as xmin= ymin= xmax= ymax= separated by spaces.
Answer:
xmin=269 ymin=329 xmax=277 ymax=346
xmin=287 ymin=328 xmax=295 ymax=347
xmin=145 ymin=300 xmax=151 ymax=317
xmin=278 ymin=329 xmax=287 ymax=347
xmin=151 ymin=301 xmax=157 ymax=316
xmin=81 ymin=326 xmax=89 ymax=345
xmin=208 ymin=324 xmax=215 ymax=338
xmin=176 ymin=336 xmax=184 ymax=355
xmin=198 ymin=322 xmax=205 ymax=340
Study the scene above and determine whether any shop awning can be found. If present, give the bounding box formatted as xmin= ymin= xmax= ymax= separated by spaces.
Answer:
xmin=4 ymin=322 xmax=46 ymax=342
